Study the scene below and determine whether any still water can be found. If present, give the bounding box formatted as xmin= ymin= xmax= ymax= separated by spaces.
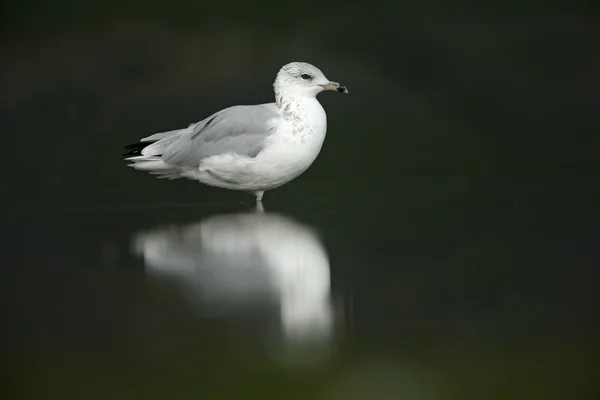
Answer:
xmin=3 ymin=6 xmax=599 ymax=397
xmin=7 ymin=184 xmax=596 ymax=399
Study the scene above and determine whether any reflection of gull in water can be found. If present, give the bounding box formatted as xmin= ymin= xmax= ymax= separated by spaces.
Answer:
xmin=132 ymin=209 xmax=334 ymax=362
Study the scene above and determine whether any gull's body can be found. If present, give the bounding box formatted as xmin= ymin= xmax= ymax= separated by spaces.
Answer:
xmin=124 ymin=62 xmax=347 ymax=202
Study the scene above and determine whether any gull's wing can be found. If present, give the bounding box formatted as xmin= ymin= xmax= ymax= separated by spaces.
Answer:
xmin=159 ymin=103 xmax=281 ymax=167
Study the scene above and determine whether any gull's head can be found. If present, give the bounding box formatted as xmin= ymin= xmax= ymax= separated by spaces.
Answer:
xmin=274 ymin=62 xmax=348 ymax=98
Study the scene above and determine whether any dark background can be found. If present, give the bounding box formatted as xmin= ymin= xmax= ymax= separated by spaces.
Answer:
xmin=3 ymin=1 xmax=599 ymax=399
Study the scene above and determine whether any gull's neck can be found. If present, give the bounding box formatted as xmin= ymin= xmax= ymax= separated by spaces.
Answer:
xmin=273 ymin=88 xmax=328 ymax=144
xmin=275 ymin=88 xmax=319 ymax=120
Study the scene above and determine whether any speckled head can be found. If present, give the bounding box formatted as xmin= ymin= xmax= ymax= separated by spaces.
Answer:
xmin=273 ymin=62 xmax=348 ymax=98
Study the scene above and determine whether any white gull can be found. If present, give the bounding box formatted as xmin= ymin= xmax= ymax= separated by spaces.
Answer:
xmin=124 ymin=62 xmax=348 ymax=202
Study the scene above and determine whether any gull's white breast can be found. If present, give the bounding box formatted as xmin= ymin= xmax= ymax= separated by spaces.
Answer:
xmin=255 ymin=97 xmax=328 ymax=187
xmin=199 ymin=96 xmax=328 ymax=191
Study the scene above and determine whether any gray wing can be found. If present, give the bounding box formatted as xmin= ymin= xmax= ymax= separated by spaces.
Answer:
xmin=161 ymin=103 xmax=281 ymax=167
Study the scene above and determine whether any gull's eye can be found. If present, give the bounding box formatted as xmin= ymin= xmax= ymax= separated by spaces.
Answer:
xmin=300 ymin=73 xmax=311 ymax=80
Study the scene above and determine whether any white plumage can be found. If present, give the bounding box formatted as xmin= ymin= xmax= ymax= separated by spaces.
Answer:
xmin=124 ymin=62 xmax=348 ymax=202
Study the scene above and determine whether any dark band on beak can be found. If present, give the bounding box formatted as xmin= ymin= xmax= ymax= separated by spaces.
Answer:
xmin=322 ymin=81 xmax=349 ymax=94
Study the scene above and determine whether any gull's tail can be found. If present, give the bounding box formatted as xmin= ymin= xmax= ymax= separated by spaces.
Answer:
xmin=123 ymin=126 xmax=192 ymax=179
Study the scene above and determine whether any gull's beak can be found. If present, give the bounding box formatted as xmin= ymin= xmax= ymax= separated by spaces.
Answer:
xmin=322 ymin=81 xmax=349 ymax=94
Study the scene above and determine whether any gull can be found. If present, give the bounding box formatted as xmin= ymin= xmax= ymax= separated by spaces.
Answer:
xmin=124 ymin=62 xmax=348 ymax=203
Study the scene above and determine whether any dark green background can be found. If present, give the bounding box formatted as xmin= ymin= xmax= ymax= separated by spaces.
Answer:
xmin=3 ymin=1 xmax=598 ymax=399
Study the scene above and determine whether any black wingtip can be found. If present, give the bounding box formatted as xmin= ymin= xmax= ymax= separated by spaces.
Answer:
xmin=123 ymin=141 xmax=156 ymax=158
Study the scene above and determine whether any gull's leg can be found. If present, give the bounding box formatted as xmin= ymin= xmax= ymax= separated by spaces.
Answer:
xmin=254 ymin=191 xmax=265 ymax=213
xmin=254 ymin=190 xmax=264 ymax=202
xmin=256 ymin=201 xmax=265 ymax=213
